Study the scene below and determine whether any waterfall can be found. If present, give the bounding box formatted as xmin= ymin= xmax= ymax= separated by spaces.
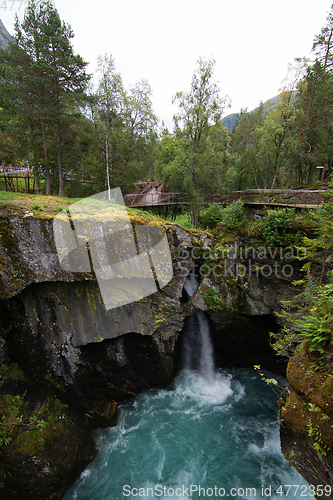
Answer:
xmin=182 ymin=312 xmax=215 ymax=382
xmin=64 ymin=270 xmax=309 ymax=500
xmin=181 ymin=272 xmax=215 ymax=382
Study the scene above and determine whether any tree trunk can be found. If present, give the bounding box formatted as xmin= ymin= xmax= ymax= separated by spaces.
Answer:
xmin=41 ymin=118 xmax=51 ymax=195
xmin=285 ymin=170 xmax=293 ymax=189
xmin=252 ymin=161 xmax=260 ymax=189
xmin=306 ymin=162 xmax=314 ymax=186
xmin=261 ymin=171 xmax=268 ymax=189
xmin=271 ymin=149 xmax=282 ymax=189
xmin=57 ymin=123 xmax=64 ymax=196
xmin=105 ymin=121 xmax=111 ymax=201
xmin=191 ymin=203 xmax=200 ymax=227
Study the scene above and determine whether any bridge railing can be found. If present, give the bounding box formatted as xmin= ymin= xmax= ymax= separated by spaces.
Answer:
xmin=125 ymin=188 xmax=328 ymax=208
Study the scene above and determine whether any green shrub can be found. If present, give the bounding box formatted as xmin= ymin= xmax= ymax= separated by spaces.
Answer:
xmin=269 ymin=327 xmax=303 ymax=358
xmin=203 ymin=288 xmax=233 ymax=311
xmin=261 ymin=207 xmax=294 ymax=246
xmin=198 ymin=204 xmax=225 ymax=228
xmin=203 ymin=288 xmax=224 ymax=311
xmin=220 ymin=199 xmax=248 ymax=232
xmin=297 ymin=283 xmax=333 ymax=355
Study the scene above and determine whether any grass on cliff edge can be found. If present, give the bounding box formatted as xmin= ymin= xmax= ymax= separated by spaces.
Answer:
xmin=0 ymin=190 xmax=82 ymax=217
xmin=0 ymin=191 xmax=203 ymax=233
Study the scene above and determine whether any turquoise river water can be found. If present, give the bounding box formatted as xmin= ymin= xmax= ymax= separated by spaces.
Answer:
xmin=63 ymin=313 xmax=310 ymax=500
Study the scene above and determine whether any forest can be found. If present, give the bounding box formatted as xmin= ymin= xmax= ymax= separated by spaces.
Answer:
xmin=1 ymin=0 xmax=333 ymax=220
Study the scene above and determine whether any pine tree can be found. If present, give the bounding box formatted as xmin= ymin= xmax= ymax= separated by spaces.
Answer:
xmin=0 ymin=0 xmax=90 ymax=195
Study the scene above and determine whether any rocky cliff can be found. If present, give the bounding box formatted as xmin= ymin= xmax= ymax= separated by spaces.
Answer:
xmin=0 ymin=20 xmax=12 ymax=50
xmin=279 ymin=344 xmax=333 ymax=490
xmin=0 ymin=206 xmax=328 ymax=498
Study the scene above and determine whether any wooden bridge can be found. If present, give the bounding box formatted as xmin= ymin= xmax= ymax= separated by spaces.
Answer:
xmin=0 ymin=166 xmax=38 ymax=193
xmin=124 ymin=182 xmax=328 ymax=210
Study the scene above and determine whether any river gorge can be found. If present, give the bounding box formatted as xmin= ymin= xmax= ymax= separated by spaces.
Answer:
xmin=0 ymin=206 xmax=332 ymax=499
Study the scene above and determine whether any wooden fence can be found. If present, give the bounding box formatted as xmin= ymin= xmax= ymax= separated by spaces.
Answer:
xmin=124 ymin=188 xmax=328 ymax=209
xmin=0 ymin=166 xmax=39 ymax=194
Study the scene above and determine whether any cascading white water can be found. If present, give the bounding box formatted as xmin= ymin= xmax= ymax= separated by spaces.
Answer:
xmin=182 ymin=312 xmax=215 ymax=382
xmin=197 ymin=312 xmax=215 ymax=380
xmin=182 ymin=272 xmax=215 ymax=382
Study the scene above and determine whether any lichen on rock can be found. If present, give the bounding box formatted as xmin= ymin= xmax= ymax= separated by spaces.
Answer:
xmin=0 ymin=207 xmax=326 ymax=497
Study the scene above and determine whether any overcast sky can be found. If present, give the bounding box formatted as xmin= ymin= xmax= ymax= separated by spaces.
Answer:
xmin=1 ymin=0 xmax=332 ymax=129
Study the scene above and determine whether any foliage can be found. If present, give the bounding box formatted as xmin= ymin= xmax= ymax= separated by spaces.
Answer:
xmin=0 ymin=394 xmax=23 ymax=448
xmin=161 ymin=57 xmax=230 ymax=226
xmin=269 ymin=327 xmax=304 ymax=358
xmin=273 ymin=271 xmax=333 ymax=368
xmin=0 ymin=0 xmax=91 ymax=196
xmin=254 ymin=365 xmax=278 ymax=389
xmin=307 ymin=403 xmax=332 ymax=456
xmin=0 ymin=362 xmax=25 ymax=381
xmin=229 ymin=105 xmax=265 ymax=189
xmin=0 ymin=391 xmax=69 ymax=452
xmin=2 ymin=3 xmax=333 ymax=197
xmin=157 ymin=134 xmax=180 ymax=171
xmin=227 ymin=5 xmax=333 ymax=189
xmin=203 ymin=288 xmax=230 ymax=311
xmin=294 ymin=62 xmax=333 ymax=186
xmin=90 ymin=54 xmax=158 ymax=195
xmin=260 ymin=207 xmax=294 ymax=247
xmin=304 ymin=270 xmax=319 ymax=305
xmin=297 ymin=283 xmax=333 ymax=355
xmin=299 ymin=315 xmax=331 ymax=354
xmin=312 ymin=6 xmax=333 ymax=70
xmin=198 ymin=203 xmax=225 ymax=228
xmin=298 ymin=192 xmax=333 ymax=282
xmin=258 ymin=91 xmax=299 ymax=188
xmin=229 ymin=93 xmax=299 ymax=190
xmin=179 ymin=219 xmax=196 ymax=230
xmin=32 ymin=203 xmax=44 ymax=212
xmin=220 ymin=199 xmax=248 ymax=232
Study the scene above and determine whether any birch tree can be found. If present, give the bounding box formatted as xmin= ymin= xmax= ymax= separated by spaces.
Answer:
xmin=165 ymin=57 xmax=230 ymax=226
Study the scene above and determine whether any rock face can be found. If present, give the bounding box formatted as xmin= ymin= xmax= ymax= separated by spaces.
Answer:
xmin=279 ymin=344 xmax=333 ymax=492
xmin=0 ymin=20 xmax=12 ymax=50
xmin=0 ymin=211 xmax=321 ymax=498
xmin=0 ymin=214 xmax=214 ymax=499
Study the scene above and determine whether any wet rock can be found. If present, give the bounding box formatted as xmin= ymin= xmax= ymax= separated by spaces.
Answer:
xmin=0 ymin=212 xmax=321 ymax=497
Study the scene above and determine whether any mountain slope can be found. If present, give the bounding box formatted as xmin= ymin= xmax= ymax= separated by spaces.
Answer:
xmin=222 ymin=94 xmax=281 ymax=133
xmin=0 ymin=19 xmax=12 ymax=50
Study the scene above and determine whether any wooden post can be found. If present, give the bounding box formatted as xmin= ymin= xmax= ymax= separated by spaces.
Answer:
xmin=173 ymin=204 xmax=178 ymax=221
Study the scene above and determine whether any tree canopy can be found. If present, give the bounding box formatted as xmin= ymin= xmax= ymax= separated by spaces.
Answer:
xmin=1 ymin=1 xmax=333 ymax=209
xmin=0 ymin=0 xmax=91 ymax=195
xmin=160 ymin=57 xmax=230 ymax=225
